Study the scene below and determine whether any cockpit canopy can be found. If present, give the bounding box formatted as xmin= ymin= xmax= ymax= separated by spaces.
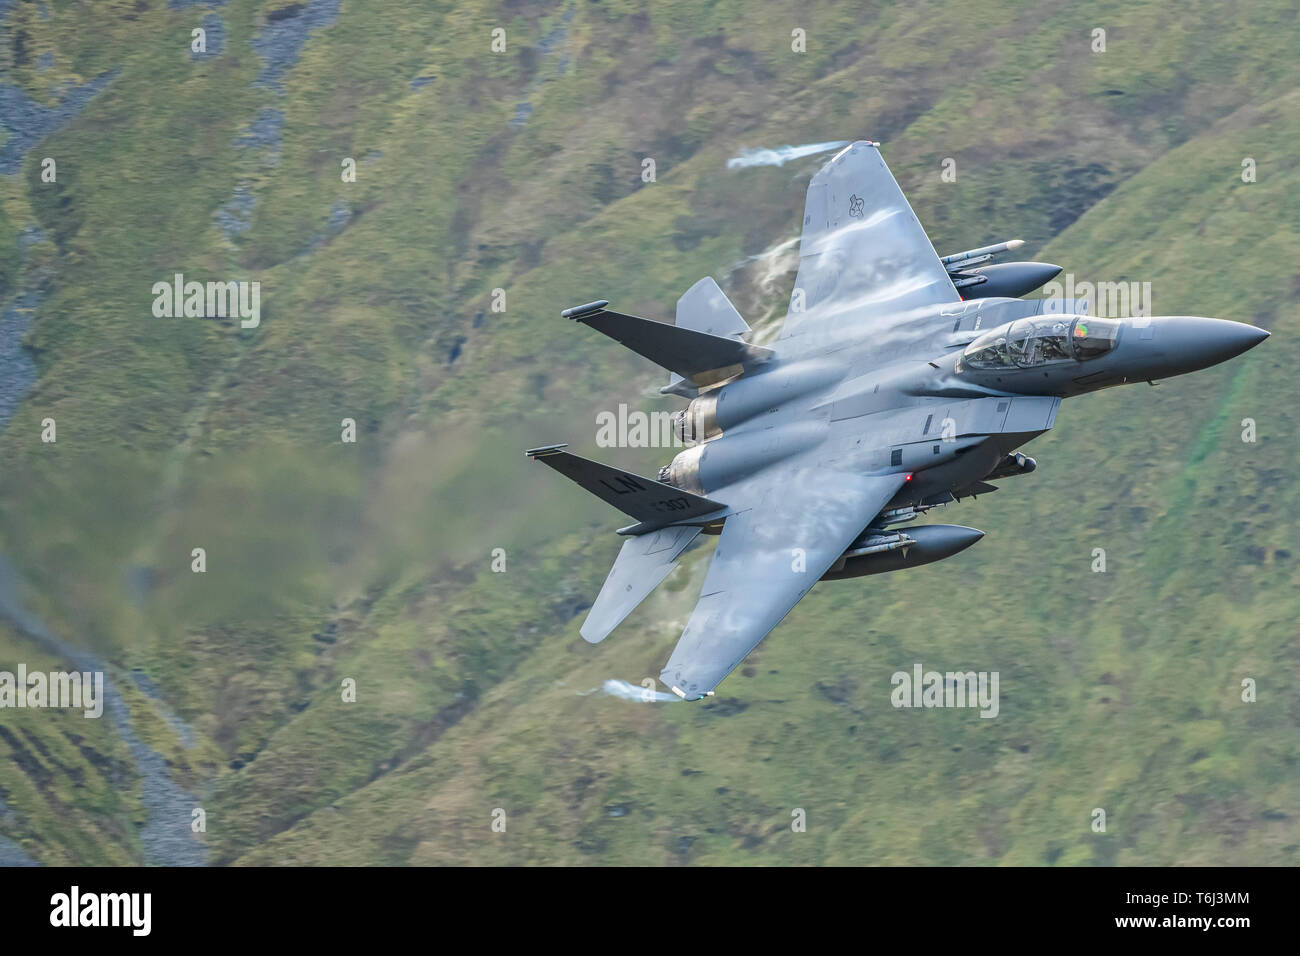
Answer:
xmin=961 ymin=316 xmax=1121 ymax=370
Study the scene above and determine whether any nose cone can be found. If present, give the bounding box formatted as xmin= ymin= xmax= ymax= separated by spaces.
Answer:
xmin=1228 ymin=321 xmax=1270 ymax=355
xmin=1142 ymin=316 xmax=1269 ymax=377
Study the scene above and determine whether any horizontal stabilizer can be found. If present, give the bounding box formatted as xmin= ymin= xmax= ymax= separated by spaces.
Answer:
xmin=526 ymin=444 xmax=726 ymax=529
xmin=581 ymin=525 xmax=702 ymax=643
xmin=563 ymin=300 xmax=771 ymax=388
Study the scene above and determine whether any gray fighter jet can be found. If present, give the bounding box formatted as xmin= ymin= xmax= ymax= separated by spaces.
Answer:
xmin=528 ymin=141 xmax=1267 ymax=700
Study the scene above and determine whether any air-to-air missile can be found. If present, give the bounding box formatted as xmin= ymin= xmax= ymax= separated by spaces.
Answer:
xmin=941 ymin=238 xmax=1064 ymax=300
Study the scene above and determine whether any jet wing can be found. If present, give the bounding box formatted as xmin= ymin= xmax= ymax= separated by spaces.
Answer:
xmin=781 ymin=141 xmax=958 ymax=340
xmin=581 ymin=525 xmax=702 ymax=645
xmin=659 ymin=468 xmax=907 ymax=699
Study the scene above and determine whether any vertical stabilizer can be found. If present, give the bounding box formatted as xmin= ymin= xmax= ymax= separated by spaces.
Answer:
xmin=667 ymin=278 xmax=751 ymax=393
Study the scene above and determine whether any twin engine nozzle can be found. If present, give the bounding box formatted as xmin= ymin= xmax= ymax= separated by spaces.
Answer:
xmin=671 ymin=359 xmax=844 ymax=445
xmin=671 ymin=396 xmax=719 ymax=445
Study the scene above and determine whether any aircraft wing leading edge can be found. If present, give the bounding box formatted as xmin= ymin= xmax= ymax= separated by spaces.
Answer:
xmin=659 ymin=468 xmax=908 ymax=698
xmin=782 ymin=141 xmax=959 ymax=340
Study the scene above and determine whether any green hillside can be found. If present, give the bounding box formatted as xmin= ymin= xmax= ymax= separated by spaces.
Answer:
xmin=0 ymin=0 xmax=1295 ymax=865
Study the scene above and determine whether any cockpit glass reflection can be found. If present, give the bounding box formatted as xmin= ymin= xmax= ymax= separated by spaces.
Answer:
xmin=1007 ymin=318 xmax=1074 ymax=367
xmin=1070 ymin=317 xmax=1121 ymax=360
xmin=963 ymin=329 xmax=1012 ymax=369
xmin=962 ymin=315 xmax=1123 ymax=370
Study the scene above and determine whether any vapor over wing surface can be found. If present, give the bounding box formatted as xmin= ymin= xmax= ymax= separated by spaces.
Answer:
xmin=782 ymin=141 xmax=958 ymax=340
xmin=659 ymin=469 xmax=907 ymax=698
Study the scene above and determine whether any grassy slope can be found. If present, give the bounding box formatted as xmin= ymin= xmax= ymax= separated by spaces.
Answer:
xmin=0 ymin=0 xmax=1296 ymax=864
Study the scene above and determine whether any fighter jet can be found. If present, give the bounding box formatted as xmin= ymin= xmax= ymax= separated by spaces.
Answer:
xmin=528 ymin=141 xmax=1268 ymax=700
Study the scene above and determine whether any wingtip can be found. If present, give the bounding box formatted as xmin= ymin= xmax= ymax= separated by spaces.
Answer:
xmin=662 ymin=674 xmax=716 ymax=700
xmin=561 ymin=300 xmax=609 ymax=320
xmin=525 ymin=443 xmax=568 ymax=459
xmin=668 ymin=685 xmax=714 ymax=701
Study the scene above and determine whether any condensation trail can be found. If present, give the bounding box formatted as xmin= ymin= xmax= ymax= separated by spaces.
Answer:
xmin=583 ymin=679 xmax=681 ymax=702
xmin=726 ymin=140 xmax=850 ymax=169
